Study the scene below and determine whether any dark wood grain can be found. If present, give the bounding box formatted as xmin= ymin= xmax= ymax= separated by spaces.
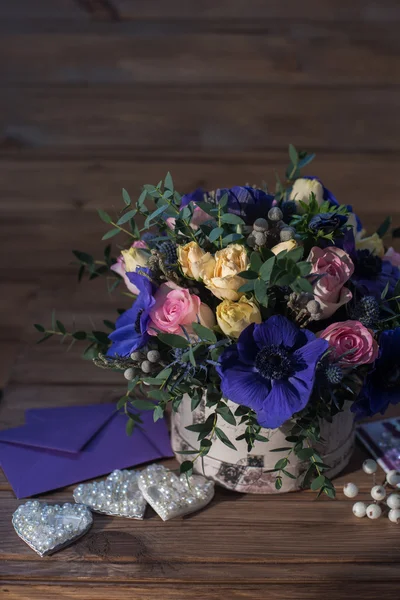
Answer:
xmin=2 ymin=86 xmax=400 ymax=152
xmin=113 ymin=0 xmax=400 ymax=23
xmin=1 ymin=24 xmax=400 ymax=85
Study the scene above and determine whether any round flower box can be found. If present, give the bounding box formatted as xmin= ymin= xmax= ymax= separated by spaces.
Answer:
xmin=171 ymin=395 xmax=355 ymax=494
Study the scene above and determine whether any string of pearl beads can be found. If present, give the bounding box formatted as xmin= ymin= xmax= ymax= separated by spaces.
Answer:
xmin=343 ymin=460 xmax=400 ymax=522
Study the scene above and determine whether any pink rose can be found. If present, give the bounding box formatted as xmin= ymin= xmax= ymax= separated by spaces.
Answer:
xmin=147 ymin=281 xmax=216 ymax=337
xmin=166 ymin=205 xmax=211 ymax=231
xmin=132 ymin=240 xmax=148 ymax=249
xmin=384 ymin=247 xmax=400 ymax=268
xmin=319 ymin=320 xmax=379 ymax=366
xmin=308 ymin=246 xmax=354 ymax=319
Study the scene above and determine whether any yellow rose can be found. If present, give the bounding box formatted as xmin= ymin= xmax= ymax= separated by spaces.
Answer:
xmin=177 ymin=242 xmax=216 ymax=281
xmin=271 ymin=239 xmax=298 ymax=255
xmin=289 ymin=178 xmax=324 ymax=213
xmin=121 ymin=246 xmax=149 ymax=272
xmin=355 ymin=232 xmax=385 ymax=258
xmin=216 ymin=297 xmax=262 ymax=338
xmin=205 ymin=243 xmax=249 ymax=301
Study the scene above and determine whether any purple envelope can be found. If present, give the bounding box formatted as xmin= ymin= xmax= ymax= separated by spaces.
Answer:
xmin=0 ymin=404 xmax=173 ymax=498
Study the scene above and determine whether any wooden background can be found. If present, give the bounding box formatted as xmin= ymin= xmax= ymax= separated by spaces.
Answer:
xmin=1 ymin=1 xmax=400 ymax=598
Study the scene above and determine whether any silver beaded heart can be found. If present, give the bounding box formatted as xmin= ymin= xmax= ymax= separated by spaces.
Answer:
xmin=12 ymin=500 xmax=92 ymax=557
xmin=138 ymin=464 xmax=214 ymax=521
xmin=73 ymin=469 xmax=147 ymax=520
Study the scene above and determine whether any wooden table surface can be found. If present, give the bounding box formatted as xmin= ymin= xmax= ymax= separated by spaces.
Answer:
xmin=1 ymin=1 xmax=400 ymax=598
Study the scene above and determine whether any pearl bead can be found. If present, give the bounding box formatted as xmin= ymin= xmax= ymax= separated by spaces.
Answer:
xmin=352 ymin=502 xmax=367 ymax=518
xmin=366 ymin=504 xmax=382 ymax=519
xmin=343 ymin=482 xmax=359 ymax=498
xmin=386 ymin=493 xmax=400 ymax=509
xmin=362 ymin=459 xmax=378 ymax=474
xmin=386 ymin=470 xmax=400 ymax=486
xmin=388 ymin=508 xmax=400 ymax=523
xmin=371 ymin=485 xmax=386 ymax=501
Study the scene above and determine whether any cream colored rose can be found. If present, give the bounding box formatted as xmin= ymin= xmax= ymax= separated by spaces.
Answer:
xmin=355 ymin=232 xmax=385 ymax=258
xmin=111 ymin=245 xmax=149 ymax=295
xmin=271 ymin=239 xmax=298 ymax=255
xmin=205 ymin=243 xmax=249 ymax=301
xmin=216 ymin=297 xmax=262 ymax=338
xmin=289 ymin=178 xmax=324 ymax=213
xmin=121 ymin=246 xmax=149 ymax=272
xmin=177 ymin=242 xmax=216 ymax=281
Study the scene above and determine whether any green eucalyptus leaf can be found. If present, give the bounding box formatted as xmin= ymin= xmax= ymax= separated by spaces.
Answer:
xmin=102 ymin=228 xmax=120 ymax=240
xmin=215 ymin=427 xmax=236 ymax=450
xmin=117 ymin=209 xmax=137 ymax=225
xmin=98 ymin=209 xmax=112 ymax=224
xmin=158 ymin=333 xmax=189 ymax=348
xmin=208 ymin=227 xmax=225 ymax=242
xmin=259 ymin=256 xmax=276 ymax=282
xmin=122 ymin=188 xmax=131 ymax=206
xmin=192 ymin=322 xmax=217 ymax=343
xmin=220 ymin=213 xmax=245 ymax=225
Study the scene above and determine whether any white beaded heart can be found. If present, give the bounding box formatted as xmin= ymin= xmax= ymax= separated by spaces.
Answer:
xmin=138 ymin=464 xmax=214 ymax=521
xmin=73 ymin=469 xmax=147 ymax=520
xmin=12 ymin=500 xmax=92 ymax=557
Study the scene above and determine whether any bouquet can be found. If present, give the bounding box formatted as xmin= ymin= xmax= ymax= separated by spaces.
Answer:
xmin=35 ymin=146 xmax=400 ymax=498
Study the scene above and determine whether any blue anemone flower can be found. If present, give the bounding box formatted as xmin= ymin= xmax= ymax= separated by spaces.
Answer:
xmin=351 ymin=251 xmax=400 ymax=300
xmin=353 ymin=328 xmax=400 ymax=418
xmin=303 ymin=176 xmax=362 ymax=231
xmin=181 ymin=186 xmax=275 ymax=225
xmin=106 ymin=272 xmax=155 ymax=358
xmin=217 ymin=316 xmax=329 ymax=429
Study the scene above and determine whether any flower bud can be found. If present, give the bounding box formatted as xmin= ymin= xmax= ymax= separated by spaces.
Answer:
xmin=253 ymin=231 xmax=267 ymax=246
xmin=268 ymin=207 xmax=283 ymax=221
xmin=280 ymin=227 xmax=295 ymax=242
xmin=253 ymin=218 xmax=269 ymax=232
xmin=147 ymin=350 xmax=160 ymax=363
xmin=124 ymin=368 xmax=135 ymax=381
xmin=141 ymin=360 xmax=153 ymax=374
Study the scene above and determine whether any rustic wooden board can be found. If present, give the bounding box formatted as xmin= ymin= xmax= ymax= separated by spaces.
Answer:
xmin=2 ymin=583 xmax=398 ymax=600
xmin=113 ymin=0 xmax=400 ymax=23
xmin=1 ymin=153 xmax=400 ymax=213
xmin=2 ymin=86 xmax=400 ymax=152
xmin=1 ymin=24 xmax=400 ymax=85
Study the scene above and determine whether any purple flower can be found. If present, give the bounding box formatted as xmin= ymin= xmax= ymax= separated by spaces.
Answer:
xmin=217 ymin=316 xmax=328 ymax=429
xmin=106 ymin=272 xmax=155 ymax=357
xmin=352 ymin=251 xmax=400 ymax=299
xmin=303 ymin=176 xmax=362 ymax=231
xmin=309 ymin=212 xmax=348 ymax=235
xmin=353 ymin=328 xmax=400 ymax=418
xmin=181 ymin=186 xmax=274 ymax=225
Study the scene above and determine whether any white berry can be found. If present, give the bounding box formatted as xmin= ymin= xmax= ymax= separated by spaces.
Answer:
xmin=388 ymin=508 xmax=400 ymax=523
xmin=386 ymin=470 xmax=400 ymax=486
xmin=371 ymin=485 xmax=386 ymax=501
xmin=352 ymin=502 xmax=367 ymax=518
xmin=123 ymin=368 xmax=135 ymax=381
xmin=343 ymin=482 xmax=359 ymax=498
xmin=387 ymin=493 xmax=400 ymax=509
xmin=366 ymin=504 xmax=382 ymax=519
xmin=362 ymin=459 xmax=378 ymax=474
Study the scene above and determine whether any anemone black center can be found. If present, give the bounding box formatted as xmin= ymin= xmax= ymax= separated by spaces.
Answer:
xmin=355 ymin=250 xmax=382 ymax=278
xmin=134 ymin=309 xmax=144 ymax=333
xmin=255 ymin=345 xmax=293 ymax=381
xmin=380 ymin=364 xmax=400 ymax=390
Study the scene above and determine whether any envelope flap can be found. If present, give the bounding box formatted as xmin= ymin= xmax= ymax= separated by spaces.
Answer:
xmin=0 ymin=404 xmax=116 ymax=453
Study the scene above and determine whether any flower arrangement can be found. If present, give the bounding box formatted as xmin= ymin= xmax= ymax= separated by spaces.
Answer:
xmin=35 ymin=146 xmax=400 ymax=498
